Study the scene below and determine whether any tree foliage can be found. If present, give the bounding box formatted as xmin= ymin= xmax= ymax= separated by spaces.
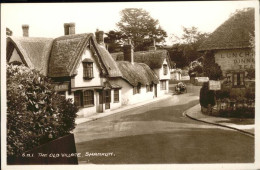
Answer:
xmin=116 ymin=8 xmax=167 ymax=51
xmin=104 ymin=30 xmax=126 ymax=53
xmin=7 ymin=64 xmax=78 ymax=157
xmin=202 ymin=51 xmax=223 ymax=80
xmin=188 ymin=60 xmax=203 ymax=77
xmin=168 ymin=27 xmax=210 ymax=68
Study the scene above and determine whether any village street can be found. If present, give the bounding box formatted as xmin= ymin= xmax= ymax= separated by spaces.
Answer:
xmin=73 ymin=84 xmax=254 ymax=164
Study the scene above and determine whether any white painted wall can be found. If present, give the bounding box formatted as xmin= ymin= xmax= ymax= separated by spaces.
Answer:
xmin=9 ymin=48 xmax=23 ymax=63
xmin=110 ymin=89 xmax=122 ymax=110
xmin=74 ymin=49 xmax=102 ymax=88
xmin=110 ymin=78 xmax=155 ymax=105
xmin=109 ymin=79 xmax=132 ymax=106
xmin=158 ymin=59 xmax=171 ymax=80
xmin=157 ymin=80 xmax=169 ymax=97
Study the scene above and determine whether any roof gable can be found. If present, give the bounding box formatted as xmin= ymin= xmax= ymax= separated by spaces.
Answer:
xmin=199 ymin=8 xmax=255 ymax=51
xmin=48 ymin=33 xmax=122 ymax=78
xmin=95 ymin=45 xmax=122 ymax=78
xmin=48 ymin=33 xmax=94 ymax=77
xmin=7 ymin=36 xmax=53 ymax=76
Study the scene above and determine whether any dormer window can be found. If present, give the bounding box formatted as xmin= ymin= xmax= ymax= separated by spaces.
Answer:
xmin=163 ymin=64 xmax=168 ymax=75
xmin=82 ymin=58 xmax=94 ymax=79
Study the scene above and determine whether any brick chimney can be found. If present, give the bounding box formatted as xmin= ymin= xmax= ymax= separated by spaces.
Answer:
xmin=64 ymin=22 xmax=75 ymax=35
xmin=22 ymin=24 xmax=29 ymax=37
xmin=148 ymin=38 xmax=157 ymax=51
xmin=95 ymin=29 xmax=104 ymax=45
xmin=123 ymin=39 xmax=134 ymax=64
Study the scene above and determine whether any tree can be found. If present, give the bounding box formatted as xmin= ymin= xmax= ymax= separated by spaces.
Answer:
xmin=167 ymin=26 xmax=210 ymax=68
xmin=104 ymin=30 xmax=126 ymax=53
xmin=116 ymin=8 xmax=167 ymax=51
xmin=202 ymin=51 xmax=223 ymax=80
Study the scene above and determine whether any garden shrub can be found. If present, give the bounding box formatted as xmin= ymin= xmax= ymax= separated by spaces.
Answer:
xmin=7 ymin=64 xmax=78 ymax=157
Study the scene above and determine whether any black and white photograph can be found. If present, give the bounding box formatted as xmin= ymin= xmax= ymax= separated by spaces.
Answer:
xmin=1 ymin=1 xmax=259 ymax=170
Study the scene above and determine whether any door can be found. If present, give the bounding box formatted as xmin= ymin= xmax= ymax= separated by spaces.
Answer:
xmin=98 ymin=91 xmax=103 ymax=113
xmin=105 ymin=90 xmax=111 ymax=110
xmin=154 ymin=84 xmax=157 ymax=97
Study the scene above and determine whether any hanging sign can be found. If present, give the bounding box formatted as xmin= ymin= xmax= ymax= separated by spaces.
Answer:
xmin=209 ymin=80 xmax=221 ymax=90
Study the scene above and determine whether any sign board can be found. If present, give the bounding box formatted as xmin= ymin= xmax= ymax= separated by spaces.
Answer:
xmin=209 ymin=80 xmax=221 ymax=90
xmin=181 ymin=76 xmax=190 ymax=80
xmin=54 ymin=83 xmax=69 ymax=91
xmin=195 ymin=77 xmax=209 ymax=82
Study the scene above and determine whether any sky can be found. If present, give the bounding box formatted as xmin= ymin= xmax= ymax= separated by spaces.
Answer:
xmin=1 ymin=1 xmax=258 ymax=45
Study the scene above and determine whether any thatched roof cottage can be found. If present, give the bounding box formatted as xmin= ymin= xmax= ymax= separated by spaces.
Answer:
xmin=198 ymin=8 xmax=255 ymax=90
xmin=111 ymin=45 xmax=171 ymax=99
xmin=7 ymin=23 xmax=125 ymax=116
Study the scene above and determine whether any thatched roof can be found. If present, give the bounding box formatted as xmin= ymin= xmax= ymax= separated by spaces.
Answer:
xmin=111 ymin=50 xmax=171 ymax=69
xmin=95 ymin=45 xmax=122 ymax=78
xmin=6 ymin=36 xmax=53 ymax=76
xmin=117 ymin=61 xmax=159 ymax=86
xmin=48 ymin=33 xmax=122 ymax=78
xmin=198 ymin=8 xmax=255 ymax=51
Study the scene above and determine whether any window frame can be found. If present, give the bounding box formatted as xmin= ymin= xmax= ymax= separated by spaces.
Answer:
xmin=114 ymin=89 xmax=119 ymax=103
xmin=74 ymin=90 xmax=83 ymax=107
xmin=163 ymin=64 xmax=168 ymax=75
xmin=83 ymin=61 xmax=94 ymax=79
xmin=83 ymin=90 xmax=94 ymax=107
xmin=133 ymin=86 xmax=137 ymax=95
xmin=146 ymin=84 xmax=153 ymax=92
xmin=160 ymin=80 xmax=166 ymax=90
xmin=232 ymin=72 xmax=245 ymax=88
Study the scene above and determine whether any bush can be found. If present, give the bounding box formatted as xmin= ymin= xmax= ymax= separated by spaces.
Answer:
xmin=215 ymin=88 xmax=230 ymax=99
xmin=199 ymin=82 xmax=215 ymax=107
xmin=7 ymin=64 xmax=78 ymax=157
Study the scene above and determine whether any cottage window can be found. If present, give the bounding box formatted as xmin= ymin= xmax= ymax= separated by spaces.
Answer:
xmin=146 ymin=85 xmax=150 ymax=92
xmin=133 ymin=86 xmax=137 ymax=95
xmin=160 ymin=80 xmax=166 ymax=90
xmin=83 ymin=90 xmax=94 ymax=106
xmin=74 ymin=91 xmax=83 ymax=107
xmin=114 ymin=89 xmax=119 ymax=102
xmin=83 ymin=62 xmax=93 ymax=79
xmin=133 ymin=83 xmax=141 ymax=95
xmin=146 ymin=84 xmax=153 ymax=92
xmin=163 ymin=64 xmax=168 ymax=75
xmin=233 ymin=72 xmax=245 ymax=87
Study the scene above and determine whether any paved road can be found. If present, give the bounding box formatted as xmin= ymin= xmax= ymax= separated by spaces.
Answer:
xmin=73 ymin=84 xmax=254 ymax=164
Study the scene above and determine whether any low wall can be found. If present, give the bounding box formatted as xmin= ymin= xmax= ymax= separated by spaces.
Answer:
xmin=7 ymin=133 xmax=78 ymax=165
